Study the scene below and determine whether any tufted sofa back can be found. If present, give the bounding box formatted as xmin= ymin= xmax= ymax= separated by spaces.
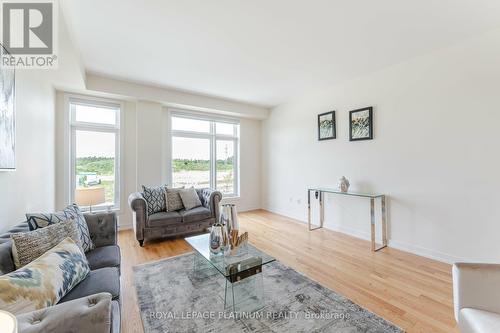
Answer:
xmin=0 ymin=222 xmax=30 ymax=275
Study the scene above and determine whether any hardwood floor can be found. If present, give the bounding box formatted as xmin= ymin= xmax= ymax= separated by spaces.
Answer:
xmin=118 ymin=209 xmax=458 ymax=333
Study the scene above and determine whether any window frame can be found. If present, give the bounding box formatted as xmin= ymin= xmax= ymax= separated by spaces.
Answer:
xmin=170 ymin=110 xmax=240 ymax=197
xmin=67 ymin=95 xmax=123 ymax=212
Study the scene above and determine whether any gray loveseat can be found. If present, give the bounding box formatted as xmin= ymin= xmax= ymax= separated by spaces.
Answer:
xmin=0 ymin=212 xmax=121 ymax=333
xmin=129 ymin=188 xmax=222 ymax=246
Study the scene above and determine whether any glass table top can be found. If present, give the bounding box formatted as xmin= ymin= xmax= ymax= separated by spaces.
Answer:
xmin=185 ymin=233 xmax=275 ymax=278
xmin=308 ymin=187 xmax=384 ymax=198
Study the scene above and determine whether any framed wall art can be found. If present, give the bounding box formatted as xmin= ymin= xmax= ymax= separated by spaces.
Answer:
xmin=318 ymin=111 xmax=336 ymax=141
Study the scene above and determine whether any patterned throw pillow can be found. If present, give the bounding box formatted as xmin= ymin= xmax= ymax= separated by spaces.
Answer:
xmin=0 ymin=237 xmax=90 ymax=315
xmin=142 ymin=185 xmax=167 ymax=215
xmin=179 ymin=187 xmax=202 ymax=210
xmin=11 ymin=219 xmax=83 ymax=268
xmin=26 ymin=204 xmax=95 ymax=252
xmin=166 ymin=187 xmax=185 ymax=211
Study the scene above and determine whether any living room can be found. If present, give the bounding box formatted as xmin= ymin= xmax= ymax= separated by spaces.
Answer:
xmin=0 ymin=1 xmax=499 ymax=332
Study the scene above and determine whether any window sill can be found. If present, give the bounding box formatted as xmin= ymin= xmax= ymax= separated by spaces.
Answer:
xmin=221 ymin=195 xmax=240 ymax=199
xmin=81 ymin=207 xmax=121 ymax=214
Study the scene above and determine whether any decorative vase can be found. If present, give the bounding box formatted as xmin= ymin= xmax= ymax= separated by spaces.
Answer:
xmin=338 ymin=176 xmax=350 ymax=192
xmin=220 ymin=204 xmax=239 ymax=244
xmin=209 ymin=224 xmax=224 ymax=255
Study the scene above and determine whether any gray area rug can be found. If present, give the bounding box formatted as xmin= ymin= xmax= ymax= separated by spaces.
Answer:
xmin=133 ymin=248 xmax=403 ymax=332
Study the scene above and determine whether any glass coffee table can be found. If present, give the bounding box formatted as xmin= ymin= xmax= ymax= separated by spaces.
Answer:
xmin=185 ymin=233 xmax=275 ymax=313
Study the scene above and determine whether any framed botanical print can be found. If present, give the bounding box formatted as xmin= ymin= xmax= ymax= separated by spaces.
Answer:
xmin=318 ymin=111 xmax=336 ymax=141
xmin=349 ymin=107 xmax=373 ymax=141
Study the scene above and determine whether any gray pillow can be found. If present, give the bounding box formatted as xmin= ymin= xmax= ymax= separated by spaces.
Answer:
xmin=11 ymin=219 xmax=83 ymax=268
xmin=179 ymin=188 xmax=202 ymax=210
xmin=26 ymin=204 xmax=94 ymax=252
xmin=166 ymin=187 xmax=185 ymax=211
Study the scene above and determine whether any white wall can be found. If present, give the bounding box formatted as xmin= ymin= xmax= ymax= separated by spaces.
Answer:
xmin=0 ymin=72 xmax=56 ymax=232
xmin=0 ymin=11 xmax=85 ymax=232
xmin=262 ymin=28 xmax=500 ymax=263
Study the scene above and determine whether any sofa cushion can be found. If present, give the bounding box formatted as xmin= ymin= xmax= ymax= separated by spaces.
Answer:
xmin=166 ymin=187 xmax=185 ymax=211
xmin=142 ymin=184 xmax=167 ymax=215
xmin=459 ymin=308 xmax=500 ymax=333
xmin=26 ymin=204 xmax=95 ymax=252
xmin=179 ymin=207 xmax=211 ymax=223
xmin=86 ymin=245 xmax=121 ymax=271
xmin=11 ymin=219 xmax=83 ymax=268
xmin=0 ymin=238 xmax=90 ymax=315
xmin=179 ymin=187 xmax=202 ymax=210
xmin=60 ymin=267 xmax=120 ymax=303
xmin=147 ymin=211 xmax=182 ymax=227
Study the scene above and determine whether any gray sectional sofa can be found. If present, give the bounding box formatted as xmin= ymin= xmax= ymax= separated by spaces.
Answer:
xmin=129 ymin=188 xmax=222 ymax=246
xmin=0 ymin=212 xmax=121 ymax=333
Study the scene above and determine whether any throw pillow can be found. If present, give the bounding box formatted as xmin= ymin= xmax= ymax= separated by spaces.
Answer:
xmin=11 ymin=219 xmax=83 ymax=268
xmin=26 ymin=204 xmax=94 ymax=252
xmin=179 ymin=187 xmax=202 ymax=210
xmin=0 ymin=237 xmax=90 ymax=315
xmin=141 ymin=184 xmax=167 ymax=215
xmin=166 ymin=187 xmax=185 ymax=211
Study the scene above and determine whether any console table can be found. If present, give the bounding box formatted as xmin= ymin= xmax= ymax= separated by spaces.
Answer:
xmin=307 ymin=187 xmax=388 ymax=252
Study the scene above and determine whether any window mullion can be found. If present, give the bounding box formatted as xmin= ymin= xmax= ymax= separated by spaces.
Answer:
xmin=211 ymin=122 xmax=216 ymax=189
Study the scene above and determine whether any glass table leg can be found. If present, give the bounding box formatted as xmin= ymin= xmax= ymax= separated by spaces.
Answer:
xmin=224 ymin=271 xmax=265 ymax=314
xmin=192 ymin=252 xmax=218 ymax=279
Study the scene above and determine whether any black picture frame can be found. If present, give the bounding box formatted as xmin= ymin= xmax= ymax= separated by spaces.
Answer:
xmin=349 ymin=107 xmax=373 ymax=141
xmin=318 ymin=111 xmax=336 ymax=141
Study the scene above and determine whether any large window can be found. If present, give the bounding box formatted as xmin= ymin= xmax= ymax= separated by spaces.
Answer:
xmin=69 ymin=97 xmax=121 ymax=210
xmin=171 ymin=113 xmax=239 ymax=196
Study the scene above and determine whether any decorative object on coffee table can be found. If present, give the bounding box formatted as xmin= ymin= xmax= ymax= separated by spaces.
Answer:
xmin=338 ymin=176 xmax=350 ymax=192
xmin=229 ymin=230 xmax=248 ymax=256
xmin=210 ymin=222 xmax=228 ymax=255
xmin=220 ymin=204 xmax=239 ymax=243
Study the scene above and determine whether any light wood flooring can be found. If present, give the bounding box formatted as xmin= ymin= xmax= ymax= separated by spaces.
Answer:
xmin=118 ymin=209 xmax=458 ymax=333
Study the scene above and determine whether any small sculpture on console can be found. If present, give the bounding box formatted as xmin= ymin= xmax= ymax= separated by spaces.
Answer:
xmin=338 ymin=176 xmax=350 ymax=192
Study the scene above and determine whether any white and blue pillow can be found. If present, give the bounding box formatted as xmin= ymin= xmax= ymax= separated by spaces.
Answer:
xmin=0 ymin=237 xmax=90 ymax=315
xmin=26 ymin=204 xmax=95 ymax=252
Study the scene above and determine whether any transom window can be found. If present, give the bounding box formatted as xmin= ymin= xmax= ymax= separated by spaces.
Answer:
xmin=171 ymin=112 xmax=239 ymax=196
xmin=69 ymin=98 xmax=121 ymax=210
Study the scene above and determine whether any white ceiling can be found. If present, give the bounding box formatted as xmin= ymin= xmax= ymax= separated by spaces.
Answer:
xmin=62 ymin=0 xmax=500 ymax=108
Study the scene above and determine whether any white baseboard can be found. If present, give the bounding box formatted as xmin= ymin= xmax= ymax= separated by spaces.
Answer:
xmin=387 ymin=239 xmax=464 ymax=264
xmin=118 ymin=223 xmax=132 ymax=230
xmin=238 ymin=205 xmax=262 ymax=212
xmin=262 ymin=206 xmax=464 ymax=264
